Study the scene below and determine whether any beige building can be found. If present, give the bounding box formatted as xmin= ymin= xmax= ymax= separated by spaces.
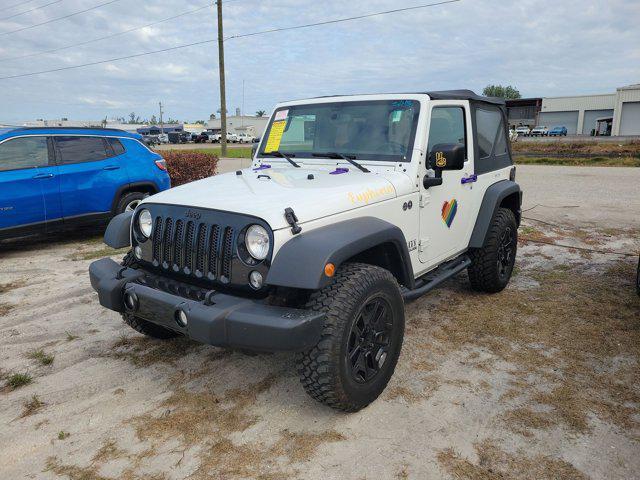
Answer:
xmin=538 ymin=84 xmax=640 ymax=136
xmin=207 ymin=115 xmax=270 ymax=137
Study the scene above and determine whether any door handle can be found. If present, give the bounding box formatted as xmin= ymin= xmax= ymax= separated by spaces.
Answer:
xmin=461 ymin=174 xmax=477 ymax=184
xmin=33 ymin=173 xmax=54 ymax=179
xmin=103 ymin=165 xmax=120 ymax=171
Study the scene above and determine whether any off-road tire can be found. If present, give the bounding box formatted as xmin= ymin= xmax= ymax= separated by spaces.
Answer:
xmin=296 ymin=263 xmax=405 ymax=412
xmin=115 ymin=191 xmax=147 ymax=215
xmin=468 ymin=207 xmax=518 ymax=293
xmin=121 ymin=312 xmax=178 ymax=339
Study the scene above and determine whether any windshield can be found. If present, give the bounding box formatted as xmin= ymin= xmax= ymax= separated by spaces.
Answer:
xmin=258 ymin=100 xmax=420 ymax=162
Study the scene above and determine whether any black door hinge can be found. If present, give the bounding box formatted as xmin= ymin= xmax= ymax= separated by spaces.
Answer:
xmin=284 ymin=207 xmax=302 ymax=235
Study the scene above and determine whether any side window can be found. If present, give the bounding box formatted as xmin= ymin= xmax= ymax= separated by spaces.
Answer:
xmin=108 ymin=138 xmax=125 ymax=156
xmin=427 ymin=107 xmax=466 ymax=154
xmin=0 ymin=136 xmax=49 ymax=171
xmin=476 ymin=108 xmax=507 ymax=158
xmin=54 ymin=136 xmax=110 ymax=165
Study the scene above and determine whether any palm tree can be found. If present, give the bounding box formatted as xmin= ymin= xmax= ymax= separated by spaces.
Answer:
xmin=256 ymin=110 xmax=266 ymax=117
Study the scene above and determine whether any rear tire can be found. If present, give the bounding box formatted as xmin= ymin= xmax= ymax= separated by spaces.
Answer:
xmin=297 ymin=263 xmax=405 ymax=412
xmin=115 ymin=191 xmax=148 ymax=214
xmin=121 ymin=313 xmax=178 ymax=339
xmin=468 ymin=208 xmax=518 ymax=293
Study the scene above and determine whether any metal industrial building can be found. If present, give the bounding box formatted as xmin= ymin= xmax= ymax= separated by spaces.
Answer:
xmin=537 ymin=84 xmax=640 ymax=136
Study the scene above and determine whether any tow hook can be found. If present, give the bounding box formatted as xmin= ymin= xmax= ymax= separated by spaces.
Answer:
xmin=284 ymin=207 xmax=302 ymax=235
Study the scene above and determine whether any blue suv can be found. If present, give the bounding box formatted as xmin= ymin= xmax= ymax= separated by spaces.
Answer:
xmin=548 ymin=126 xmax=567 ymax=136
xmin=0 ymin=127 xmax=171 ymax=240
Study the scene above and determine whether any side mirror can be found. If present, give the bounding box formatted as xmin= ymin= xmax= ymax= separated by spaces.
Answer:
xmin=428 ymin=143 xmax=465 ymax=171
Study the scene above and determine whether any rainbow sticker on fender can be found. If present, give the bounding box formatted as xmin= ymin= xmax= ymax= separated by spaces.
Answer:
xmin=441 ymin=199 xmax=458 ymax=228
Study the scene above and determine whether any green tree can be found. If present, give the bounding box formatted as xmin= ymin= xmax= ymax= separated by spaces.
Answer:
xmin=149 ymin=115 xmax=157 ymax=125
xmin=256 ymin=110 xmax=266 ymax=117
xmin=482 ymin=85 xmax=521 ymax=99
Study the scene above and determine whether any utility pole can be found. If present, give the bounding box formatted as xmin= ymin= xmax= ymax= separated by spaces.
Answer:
xmin=159 ymin=101 xmax=164 ymax=134
xmin=216 ymin=0 xmax=227 ymax=157
xmin=241 ymin=79 xmax=244 ymax=127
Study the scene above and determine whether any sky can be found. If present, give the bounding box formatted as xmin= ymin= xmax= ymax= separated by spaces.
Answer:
xmin=0 ymin=0 xmax=638 ymax=124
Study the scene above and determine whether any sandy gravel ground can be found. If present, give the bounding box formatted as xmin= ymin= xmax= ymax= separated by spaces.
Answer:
xmin=1 ymin=167 xmax=639 ymax=480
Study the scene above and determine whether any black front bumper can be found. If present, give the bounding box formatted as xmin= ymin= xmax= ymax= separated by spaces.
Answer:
xmin=89 ymin=258 xmax=325 ymax=352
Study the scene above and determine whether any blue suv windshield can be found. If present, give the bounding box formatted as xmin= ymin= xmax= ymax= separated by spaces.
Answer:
xmin=259 ymin=100 xmax=421 ymax=162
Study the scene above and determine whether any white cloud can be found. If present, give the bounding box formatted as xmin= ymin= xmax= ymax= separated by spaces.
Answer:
xmin=0 ymin=0 xmax=638 ymax=122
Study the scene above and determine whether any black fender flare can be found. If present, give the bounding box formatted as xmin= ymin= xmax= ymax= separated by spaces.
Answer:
xmin=266 ymin=217 xmax=414 ymax=290
xmin=468 ymin=180 xmax=522 ymax=249
xmin=104 ymin=211 xmax=133 ymax=249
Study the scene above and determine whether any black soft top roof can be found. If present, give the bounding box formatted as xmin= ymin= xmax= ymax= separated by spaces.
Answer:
xmin=425 ymin=90 xmax=505 ymax=106
xmin=309 ymin=89 xmax=505 ymax=106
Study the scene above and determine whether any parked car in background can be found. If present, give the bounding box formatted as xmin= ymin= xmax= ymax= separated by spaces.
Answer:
xmin=530 ymin=126 xmax=549 ymax=137
xmin=0 ymin=127 xmax=171 ymax=240
xmin=515 ymin=126 xmax=530 ymax=136
xmin=194 ymin=132 xmax=211 ymax=144
xmin=236 ymin=132 xmax=255 ymax=143
xmin=157 ymin=133 xmax=169 ymax=144
xmin=548 ymin=126 xmax=568 ymax=136
xmin=141 ymin=134 xmax=159 ymax=146
xmin=251 ymin=137 xmax=260 ymax=158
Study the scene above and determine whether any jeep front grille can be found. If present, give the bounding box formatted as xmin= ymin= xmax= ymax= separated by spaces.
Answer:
xmin=150 ymin=215 xmax=234 ymax=282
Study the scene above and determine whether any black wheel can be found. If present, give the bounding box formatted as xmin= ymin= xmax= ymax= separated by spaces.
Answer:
xmin=115 ymin=191 xmax=148 ymax=215
xmin=121 ymin=312 xmax=179 ymax=339
xmin=297 ymin=263 xmax=405 ymax=412
xmin=468 ymin=208 xmax=518 ymax=293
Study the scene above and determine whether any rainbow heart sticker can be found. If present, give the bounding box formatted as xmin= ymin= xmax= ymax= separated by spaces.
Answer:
xmin=441 ymin=199 xmax=458 ymax=228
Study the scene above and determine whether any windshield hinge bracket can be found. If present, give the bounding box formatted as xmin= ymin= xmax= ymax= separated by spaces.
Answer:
xmin=284 ymin=207 xmax=302 ymax=235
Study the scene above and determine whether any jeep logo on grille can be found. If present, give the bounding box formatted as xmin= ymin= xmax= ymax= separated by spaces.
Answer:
xmin=185 ymin=210 xmax=201 ymax=220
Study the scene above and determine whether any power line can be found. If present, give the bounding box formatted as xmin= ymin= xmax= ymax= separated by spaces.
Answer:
xmin=0 ymin=2 xmax=214 ymax=62
xmin=0 ymin=0 xmax=121 ymax=37
xmin=0 ymin=0 xmax=63 ymax=21
xmin=3 ymin=0 xmax=39 ymax=10
xmin=0 ymin=0 xmax=461 ymax=80
xmin=225 ymin=0 xmax=461 ymax=41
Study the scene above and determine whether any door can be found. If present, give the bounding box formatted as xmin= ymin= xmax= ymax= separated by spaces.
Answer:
xmin=0 ymin=136 xmax=52 ymax=235
xmin=418 ymin=102 xmax=476 ymax=266
xmin=53 ymin=136 xmax=128 ymax=221
xmin=537 ymin=111 xmax=579 ymax=135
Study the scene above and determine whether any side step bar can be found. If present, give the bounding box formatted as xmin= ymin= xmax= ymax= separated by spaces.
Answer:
xmin=402 ymin=255 xmax=472 ymax=302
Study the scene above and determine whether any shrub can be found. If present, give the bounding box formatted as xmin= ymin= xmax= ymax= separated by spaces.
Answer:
xmin=161 ymin=151 xmax=219 ymax=187
xmin=7 ymin=372 xmax=32 ymax=389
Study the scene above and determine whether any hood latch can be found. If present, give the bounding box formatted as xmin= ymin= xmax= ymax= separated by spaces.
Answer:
xmin=284 ymin=207 xmax=302 ymax=235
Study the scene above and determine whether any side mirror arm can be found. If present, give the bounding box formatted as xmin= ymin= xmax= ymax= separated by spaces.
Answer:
xmin=423 ymin=170 xmax=443 ymax=189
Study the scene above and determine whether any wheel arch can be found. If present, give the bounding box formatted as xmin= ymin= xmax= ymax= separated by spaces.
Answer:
xmin=111 ymin=182 xmax=159 ymax=213
xmin=468 ymin=180 xmax=522 ymax=249
xmin=266 ymin=217 xmax=414 ymax=290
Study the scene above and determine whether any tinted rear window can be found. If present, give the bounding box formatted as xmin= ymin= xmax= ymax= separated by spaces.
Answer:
xmin=55 ymin=136 xmax=110 ymax=164
xmin=108 ymin=138 xmax=125 ymax=156
xmin=0 ymin=136 xmax=50 ymax=171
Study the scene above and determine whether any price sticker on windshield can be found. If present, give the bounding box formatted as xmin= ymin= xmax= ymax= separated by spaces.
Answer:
xmin=264 ymin=120 xmax=286 ymax=153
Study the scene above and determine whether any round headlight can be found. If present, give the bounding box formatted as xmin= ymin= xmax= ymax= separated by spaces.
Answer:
xmin=138 ymin=209 xmax=152 ymax=238
xmin=245 ymin=224 xmax=269 ymax=260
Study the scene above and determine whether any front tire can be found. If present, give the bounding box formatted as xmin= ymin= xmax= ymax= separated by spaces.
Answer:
xmin=115 ymin=191 xmax=148 ymax=215
xmin=297 ymin=263 xmax=405 ymax=412
xmin=468 ymin=208 xmax=518 ymax=293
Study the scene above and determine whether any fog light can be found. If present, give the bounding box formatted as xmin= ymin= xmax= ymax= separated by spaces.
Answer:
xmin=175 ymin=309 xmax=188 ymax=328
xmin=123 ymin=291 xmax=138 ymax=311
xmin=249 ymin=271 xmax=263 ymax=289
xmin=134 ymin=245 xmax=143 ymax=259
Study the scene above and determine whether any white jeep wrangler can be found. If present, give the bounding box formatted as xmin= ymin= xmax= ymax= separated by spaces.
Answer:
xmin=90 ymin=90 xmax=522 ymax=411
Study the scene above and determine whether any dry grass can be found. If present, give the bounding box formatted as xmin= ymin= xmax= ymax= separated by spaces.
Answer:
xmin=0 ymin=279 xmax=27 ymax=294
xmin=515 ymin=156 xmax=640 ymax=167
xmin=21 ymin=394 xmax=45 ymax=418
xmin=437 ymin=439 xmax=589 ymax=479
xmin=106 ymin=335 xmax=199 ymax=367
xmin=0 ymin=302 xmax=14 ymax=317
xmin=511 ymin=139 xmax=640 ymax=156
xmin=6 ymin=372 xmax=32 ymax=390
xmin=430 ymin=260 xmax=640 ymax=434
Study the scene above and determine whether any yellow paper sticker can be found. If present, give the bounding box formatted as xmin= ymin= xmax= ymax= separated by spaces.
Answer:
xmin=264 ymin=120 xmax=286 ymax=153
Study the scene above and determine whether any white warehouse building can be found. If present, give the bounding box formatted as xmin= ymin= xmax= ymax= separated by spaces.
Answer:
xmin=538 ymin=84 xmax=640 ymax=136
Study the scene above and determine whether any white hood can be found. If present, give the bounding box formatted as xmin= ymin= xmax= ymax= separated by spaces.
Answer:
xmin=144 ymin=165 xmax=414 ymax=230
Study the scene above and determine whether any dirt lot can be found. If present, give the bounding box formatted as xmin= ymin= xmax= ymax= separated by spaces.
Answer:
xmin=1 ymin=167 xmax=639 ymax=480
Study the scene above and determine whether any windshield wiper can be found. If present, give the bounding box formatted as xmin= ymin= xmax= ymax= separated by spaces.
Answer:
xmin=311 ymin=152 xmax=370 ymax=173
xmin=261 ymin=151 xmax=300 ymax=168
